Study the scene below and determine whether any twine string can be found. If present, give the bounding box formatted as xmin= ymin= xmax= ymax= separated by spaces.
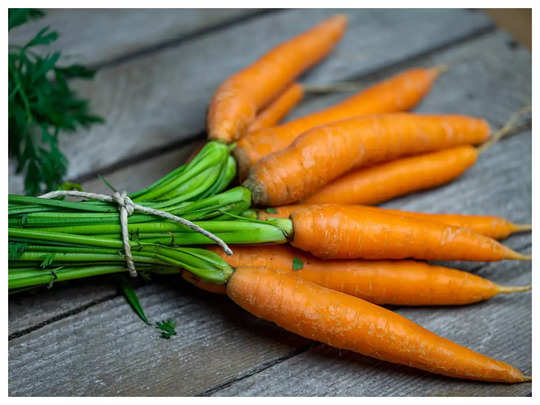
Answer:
xmin=39 ymin=190 xmax=233 ymax=277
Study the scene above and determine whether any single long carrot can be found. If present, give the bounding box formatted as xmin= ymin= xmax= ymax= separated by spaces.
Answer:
xmin=234 ymin=66 xmax=444 ymax=176
xmin=257 ymin=204 xmax=531 ymax=240
xmin=247 ymin=83 xmax=304 ymax=133
xmin=244 ymin=113 xmax=490 ymax=205
xmin=289 ymin=204 xmax=529 ymax=261
xmin=205 ymin=245 xmax=530 ymax=305
xmin=300 ymin=106 xmax=531 ymax=206
xmin=227 ymin=266 xmax=530 ymax=382
xmin=207 ymin=15 xmax=347 ymax=143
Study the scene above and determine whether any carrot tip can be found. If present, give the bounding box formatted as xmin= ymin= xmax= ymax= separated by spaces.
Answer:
xmin=512 ymin=224 xmax=532 ymax=233
xmin=432 ymin=63 xmax=450 ymax=75
xmin=522 ymin=376 xmax=532 ymax=382
xmin=503 ymin=247 xmax=531 ymax=261
xmin=497 ymin=285 xmax=532 ymax=294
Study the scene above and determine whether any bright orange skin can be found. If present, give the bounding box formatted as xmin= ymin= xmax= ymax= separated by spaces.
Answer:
xmin=227 ymin=266 xmax=528 ymax=383
xmin=207 ymin=15 xmax=347 ymax=143
xmin=302 ymin=145 xmax=478 ymax=205
xmin=207 ymin=245 xmax=502 ymax=305
xmin=289 ymin=205 xmax=523 ymax=261
xmin=258 ymin=204 xmax=521 ymax=240
xmin=244 ymin=113 xmax=490 ymax=206
xmin=247 ymin=83 xmax=304 ymax=133
xmin=234 ymin=67 xmax=441 ymax=175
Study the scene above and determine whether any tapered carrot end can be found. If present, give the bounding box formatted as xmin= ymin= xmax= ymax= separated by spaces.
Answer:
xmin=522 ymin=376 xmax=532 ymax=382
xmin=502 ymin=246 xmax=531 ymax=261
xmin=511 ymin=223 xmax=532 ymax=233
xmin=432 ymin=63 xmax=450 ymax=76
xmin=497 ymin=285 xmax=532 ymax=294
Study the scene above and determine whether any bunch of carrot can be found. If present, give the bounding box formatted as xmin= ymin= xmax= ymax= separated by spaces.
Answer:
xmin=203 ymin=14 xmax=531 ymax=384
xmin=8 ymin=13 xmax=530 ymax=386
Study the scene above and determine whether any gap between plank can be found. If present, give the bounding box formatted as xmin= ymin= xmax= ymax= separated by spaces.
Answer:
xmin=70 ymin=24 xmax=497 ymax=185
xmin=197 ymin=342 xmax=321 ymax=397
xmin=91 ymin=10 xmax=285 ymax=71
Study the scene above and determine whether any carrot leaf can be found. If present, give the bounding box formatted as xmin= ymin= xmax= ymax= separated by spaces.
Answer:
xmin=156 ymin=319 xmax=177 ymax=339
xmin=292 ymin=257 xmax=304 ymax=271
xmin=120 ymin=276 xmax=150 ymax=325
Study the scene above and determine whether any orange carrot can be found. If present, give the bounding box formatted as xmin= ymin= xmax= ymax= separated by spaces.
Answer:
xmin=247 ymin=83 xmax=304 ymax=133
xmin=234 ymin=66 xmax=444 ymax=176
xmin=299 ymin=106 xmax=531 ymax=205
xmin=302 ymin=145 xmax=478 ymax=205
xmin=207 ymin=15 xmax=347 ymax=143
xmin=288 ymin=204 xmax=529 ymax=261
xmin=227 ymin=266 xmax=530 ymax=382
xmin=244 ymin=113 xmax=490 ymax=205
xmin=257 ymin=204 xmax=531 ymax=240
xmin=206 ymin=245 xmax=530 ymax=305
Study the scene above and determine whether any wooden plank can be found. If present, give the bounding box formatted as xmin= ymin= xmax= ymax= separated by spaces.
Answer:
xmin=8 ymin=9 xmax=259 ymax=67
xmin=9 ymin=278 xmax=310 ymax=396
xmin=9 ymin=30 xmax=531 ymax=396
xmin=8 ymin=9 xmax=493 ymax=194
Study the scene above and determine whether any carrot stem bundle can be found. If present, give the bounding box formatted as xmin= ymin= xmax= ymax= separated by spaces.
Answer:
xmin=227 ymin=266 xmax=530 ymax=383
xmin=244 ymin=113 xmax=490 ymax=205
xmin=207 ymin=15 xmax=347 ymax=143
xmin=235 ymin=66 xmax=445 ymax=176
xmin=256 ymin=204 xmax=531 ymax=240
xmin=204 ymin=245 xmax=530 ymax=306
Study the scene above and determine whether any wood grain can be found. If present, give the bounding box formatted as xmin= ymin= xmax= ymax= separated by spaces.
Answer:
xmin=8 ymin=9 xmax=259 ymax=67
xmin=8 ymin=8 xmax=493 ymax=194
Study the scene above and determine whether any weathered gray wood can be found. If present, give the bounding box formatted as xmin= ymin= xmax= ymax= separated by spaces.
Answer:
xmin=8 ymin=20 xmax=531 ymax=396
xmin=9 ymin=278 xmax=310 ymax=396
xmin=8 ymin=9 xmax=258 ymax=67
xmin=8 ymin=8 xmax=493 ymax=194
xmin=8 ymin=141 xmax=203 ymax=336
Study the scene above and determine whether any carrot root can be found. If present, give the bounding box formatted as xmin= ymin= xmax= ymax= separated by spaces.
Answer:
xmin=503 ymin=247 xmax=532 ymax=261
xmin=497 ymin=285 xmax=531 ymax=294
xmin=512 ymin=224 xmax=532 ymax=233
xmin=478 ymin=105 xmax=531 ymax=153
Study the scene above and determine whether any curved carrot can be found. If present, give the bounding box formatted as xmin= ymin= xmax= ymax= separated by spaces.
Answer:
xmin=302 ymin=145 xmax=478 ymax=205
xmin=207 ymin=15 xmax=347 ymax=143
xmin=289 ymin=204 xmax=529 ymax=261
xmin=247 ymin=83 xmax=304 ymax=133
xmin=207 ymin=245 xmax=530 ymax=305
xmin=227 ymin=266 xmax=530 ymax=382
xmin=234 ymin=66 xmax=444 ymax=176
xmin=300 ymin=106 xmax=531 ymax=206
xmin=257 ymin=204 xmax=531 ymax=240
xmin=244 ymin=113 xmax=490 ymax=205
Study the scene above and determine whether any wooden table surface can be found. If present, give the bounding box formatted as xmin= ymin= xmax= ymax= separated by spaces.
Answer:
xmin=8 ymin=9 xmax=531 ymax=396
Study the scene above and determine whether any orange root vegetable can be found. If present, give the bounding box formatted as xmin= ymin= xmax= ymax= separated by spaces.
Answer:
xmin=257 ymin=204 xmax=531 ymax=240
xmin=206 ymin=245 xmax=530 ymax=305
xmin=247 ymin=83 xmax=305 ymax=133
xmin=288 ymin=205 xmax=529 ymax=261
xmin=227 ymin=266 xmax=530 ymax=383
xmin=234 ymin=66 xmax=444 ymax=176
xmin=299 ymin=106 xmax=531 ymax=206
xmin=302 ymin=145 xmax=478 ymax=205
xmin=207 ymin=15 xmax=347 ymax=143
xmin=244 ymin=114 xmax=490 ymax=206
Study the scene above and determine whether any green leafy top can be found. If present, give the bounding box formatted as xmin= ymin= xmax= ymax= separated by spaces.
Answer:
xmin=9 ymin=9 xmax=103 ymax=195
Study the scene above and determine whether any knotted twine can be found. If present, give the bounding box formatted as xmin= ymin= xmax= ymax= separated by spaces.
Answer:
xmin=39 ymin=190 xmax=233 ymax=277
